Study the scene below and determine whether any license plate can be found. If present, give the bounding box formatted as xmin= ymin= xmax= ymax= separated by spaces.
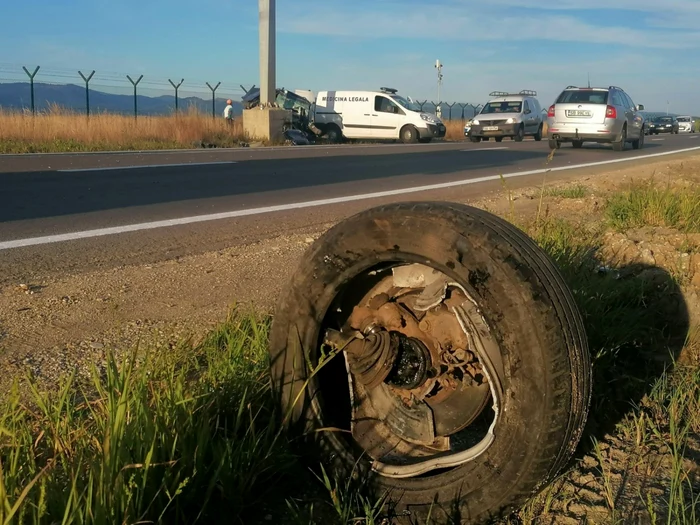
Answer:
xmin=566 ymin=110 xmax=591 ymax=117
xmin=483 ymin=126 xmax=499 ymax=131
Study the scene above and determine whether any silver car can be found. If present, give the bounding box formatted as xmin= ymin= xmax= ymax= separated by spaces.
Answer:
xmin=546 ymin=85 xmax=645 ymax=151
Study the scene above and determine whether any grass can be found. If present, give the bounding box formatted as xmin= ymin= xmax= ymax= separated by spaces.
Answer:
xmin=2 ymin=177 xmax=700 ymax=524
xmin=605 ymin=178 xmax=700 ymax=233
xmin=541 ymin=183 xmax=588 ymax=199
xmin=0 ymin=311 xmax=300 ymax=525
xmin=0 ymin=105 xmax=247 ymax=153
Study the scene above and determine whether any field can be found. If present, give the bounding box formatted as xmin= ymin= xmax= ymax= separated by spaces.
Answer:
xmin=0 ymin=106 xmax=523 ymax=152
xmin=0 ymin=106 xmax=248 ymax=153
xmin=3 ymin=153 xmax=700 ymax=523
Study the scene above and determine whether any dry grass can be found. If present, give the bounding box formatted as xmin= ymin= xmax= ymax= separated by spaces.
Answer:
xmin=444 ymin=120 xmax=467 ymax=141
xmin=0 ymin=104 xmax=247 ymax=153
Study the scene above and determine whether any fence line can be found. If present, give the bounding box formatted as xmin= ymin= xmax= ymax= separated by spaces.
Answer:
xmin=0 ymin=63 xmax=486 ymax=120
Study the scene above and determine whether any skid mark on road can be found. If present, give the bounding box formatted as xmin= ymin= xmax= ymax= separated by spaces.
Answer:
xmin=57 ymin=161 xmax=239 ymax=172
xmin=460 ymin=147 xmax=509 ymax=152
xmin=3 ymin=146 xmax=700 ymax=251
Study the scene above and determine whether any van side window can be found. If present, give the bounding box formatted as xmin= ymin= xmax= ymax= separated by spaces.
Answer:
xmin=524 ymin=100 xmax=531 ymax=114
xmin=375 ymin=96 xmax=398 ymax=114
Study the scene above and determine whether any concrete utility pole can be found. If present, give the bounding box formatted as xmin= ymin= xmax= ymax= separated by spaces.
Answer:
xmin=244 ymin=0 xmax=289 ymax=142
xmin=259 ymin=0 xmax=276 ymax=106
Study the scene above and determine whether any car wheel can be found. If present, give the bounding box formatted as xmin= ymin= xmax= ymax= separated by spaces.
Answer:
xmin=548 ymin=138 xmax=560 ymax=150
xmin=572 ymin=140 xmax=583 ymax=149
xmin=612 ymin=126 xmax=627 ymax=151
xmin=470 ymin=136 xmax=481 ymax=143
xmin=495 ymin=137 xmax=503 ymax=142
xmin=269 ymin=201 xmax=592 ymax=525
xmin=514 ymin=125 xmax=524 ymax=142
xmin=632 ymin=128 xmax=645 ymax=150
xmin=534 ymin=124 xmax=543 ymax=141
xmin=400 ymin=125 xmax=419 ymax=144
xmin=325 ymin=124 xmax=343 ymax=144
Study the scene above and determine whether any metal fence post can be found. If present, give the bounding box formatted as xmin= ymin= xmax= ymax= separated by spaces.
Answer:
xmin=206 ymin=82 xmax=221 ymax=118
xmin=417 ymin=100 xmax=427 ymax=112
xmin=459 ymin=103 xmax=468 ymax=120
xmin=22 ymin=65 xmax=40 ymax=114
xmin=169 ymin=78 xmax=184 ymax=113
xmin=78 ymin=70 xmax=95 ymax=117
xmin=127 ymin=74 xmax=143 ymax=118
xmin=446 ymin=102 xmax=456 ymax=120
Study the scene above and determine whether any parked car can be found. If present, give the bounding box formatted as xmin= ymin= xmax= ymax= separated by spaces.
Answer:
xmin=546 ymin=85 xmax=645 ymax=151
xmin=468 ymin=90 xmax=544 ymax=143
xmin=677 ymin=115 xmax=693 ymax=133
xmin=647 ymin=115 xmax=680 ymax=135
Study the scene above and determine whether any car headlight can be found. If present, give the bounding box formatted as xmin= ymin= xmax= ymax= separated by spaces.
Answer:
xmin=506 ymin=118 xmax=515 ymax=124
xmin=472 ymin=119 xmax=480 ymax=125
xmin=420 ymin=113 xmax=439 ymax=123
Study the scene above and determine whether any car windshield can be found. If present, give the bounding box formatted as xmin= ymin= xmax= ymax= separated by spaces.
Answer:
xmin=480 ymin=101 xmax=522 ymax=114
xmin=555 ymin=90 xmax=608 ymax=104
xmin=656 ymin=117 xmax=673 ymax=123
xmin=390 ymin=95 xmax=421 ymax=112
xmin=677 ymin=117 xmax=690 ymax=122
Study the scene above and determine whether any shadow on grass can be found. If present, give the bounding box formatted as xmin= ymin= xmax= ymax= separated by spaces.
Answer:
xmin=533 ymin=218 xmax=690 ymax=448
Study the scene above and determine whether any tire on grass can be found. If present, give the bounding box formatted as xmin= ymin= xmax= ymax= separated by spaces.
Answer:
xmin=269 ymin=201 xmax=592 ymax=524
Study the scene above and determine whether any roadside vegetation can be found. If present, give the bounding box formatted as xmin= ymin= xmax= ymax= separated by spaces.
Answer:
xmin=3 ymin=166 xmax=700 ymax=524
xmin=0 ymin=105 xmax=247 ymax=153
xmin=0 ymin=107 xmax=541 ymax=153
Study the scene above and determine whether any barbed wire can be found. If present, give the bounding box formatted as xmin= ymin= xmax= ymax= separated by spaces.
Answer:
xmin=0 ymin=64 xmax=247 ymax=96
xmin=0 ymin=63 xmax=489 ymax=119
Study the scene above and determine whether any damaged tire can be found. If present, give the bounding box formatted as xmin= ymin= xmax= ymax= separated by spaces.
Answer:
xmin=269 ymin=202 xmax=591 ymax=524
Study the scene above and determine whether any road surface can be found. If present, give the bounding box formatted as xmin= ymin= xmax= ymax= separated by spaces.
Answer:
xmin=1 ymin=134 xmax=699 ymax=283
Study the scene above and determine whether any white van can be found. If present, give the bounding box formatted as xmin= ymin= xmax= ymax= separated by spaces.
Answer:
xmin=313 ymin=87 xmax=446 ymax=144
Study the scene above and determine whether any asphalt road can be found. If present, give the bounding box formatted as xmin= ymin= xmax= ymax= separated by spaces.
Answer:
xmin=1 ymin=134 xmax=699 ymax=283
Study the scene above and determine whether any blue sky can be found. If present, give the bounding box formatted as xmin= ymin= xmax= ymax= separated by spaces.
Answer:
xmin=2 ymin=0 xmax=700 ymax=114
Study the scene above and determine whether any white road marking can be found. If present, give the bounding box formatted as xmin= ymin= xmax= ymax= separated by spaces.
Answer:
xmin=651 ymin=138 xmax=665 ymax=141
xmin=461 ymin=147 xmax=509 ymax=151
xmin=2 ymin=145 xmax=700 ymax=251
xmin=58 ymin=161 xmax=238 ymax=172
xmin=690 ymin=135 xmax=698 ymax=139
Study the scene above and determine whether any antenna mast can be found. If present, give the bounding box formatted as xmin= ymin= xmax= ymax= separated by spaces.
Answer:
xmin=435 ymin=59 xmax=443 ymax=101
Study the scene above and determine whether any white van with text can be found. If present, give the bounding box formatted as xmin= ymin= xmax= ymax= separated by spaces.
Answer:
xmin=313 ymin=88 xmax=446 ymax=144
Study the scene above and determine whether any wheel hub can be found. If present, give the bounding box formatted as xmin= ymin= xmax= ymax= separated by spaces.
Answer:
xmin=322 ymin=263 xmax=504 ymax=477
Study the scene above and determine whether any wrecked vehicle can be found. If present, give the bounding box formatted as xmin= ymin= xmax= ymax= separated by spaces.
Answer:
xmin=242 ymin=87 xmax=320 ymax=143
xmin=268 ymin=202 xmax=592 ymax=524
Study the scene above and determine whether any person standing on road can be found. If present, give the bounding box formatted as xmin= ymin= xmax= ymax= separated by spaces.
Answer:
xmin=223 ymin=99 xmax=234 ymax=125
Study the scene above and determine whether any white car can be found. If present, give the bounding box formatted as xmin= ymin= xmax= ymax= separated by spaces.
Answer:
xmin=677 ymin=115 xmax=694 ymax=133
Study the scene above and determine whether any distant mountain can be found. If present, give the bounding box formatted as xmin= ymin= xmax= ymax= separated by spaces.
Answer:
xmin=0 ymin=82 xmax=242 ymax=116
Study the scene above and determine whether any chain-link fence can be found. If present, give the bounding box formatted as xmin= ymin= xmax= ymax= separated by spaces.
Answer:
xmin=0 ymin=63 xmax=484 ymax=120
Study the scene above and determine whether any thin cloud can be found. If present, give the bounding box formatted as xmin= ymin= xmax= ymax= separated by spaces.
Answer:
xmin=278 ymin=2 xmax=700 ymax=49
